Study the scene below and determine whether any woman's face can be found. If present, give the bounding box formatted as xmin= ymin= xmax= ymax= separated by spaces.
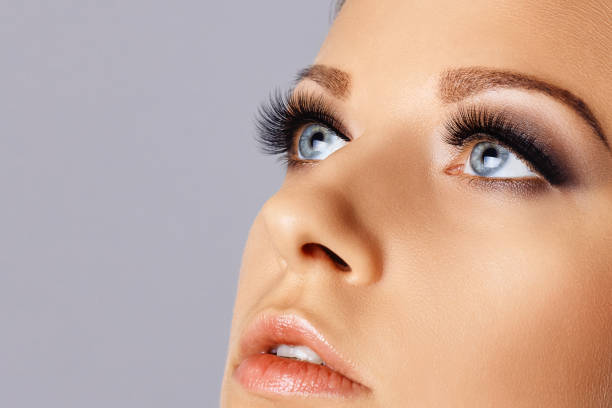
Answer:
xmin=221 ymin=0 xmax=612 ymax=406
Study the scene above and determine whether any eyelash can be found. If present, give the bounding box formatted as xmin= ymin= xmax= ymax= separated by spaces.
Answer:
xmin=255 ymin=90 xmax=349 ymax=166
xmin=255 ymin=90 xmax=567 ymax=185
xmin=444 ymin=106 xmax=567 ymax=185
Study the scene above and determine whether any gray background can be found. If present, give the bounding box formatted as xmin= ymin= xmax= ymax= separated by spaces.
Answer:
xmin=1 ymin=1 xmax=333 ymax=406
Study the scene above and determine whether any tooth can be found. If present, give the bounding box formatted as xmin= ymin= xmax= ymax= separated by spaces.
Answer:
xmin=275 ymin=344 xmax=325 ymax=365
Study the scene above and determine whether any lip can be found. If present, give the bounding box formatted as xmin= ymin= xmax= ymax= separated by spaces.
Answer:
xmin=233 ymin=312 xmax=369 ymax=398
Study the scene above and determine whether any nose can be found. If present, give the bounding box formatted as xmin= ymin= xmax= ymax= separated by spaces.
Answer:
xmin=260 ymin=181 xmax=382 ymax=286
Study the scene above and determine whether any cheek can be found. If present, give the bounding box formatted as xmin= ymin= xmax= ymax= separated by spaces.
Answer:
xmin=470 ymin=243 xmax=612 ymax=405
xmin=376 ymin=207 xmax=612 ymax=404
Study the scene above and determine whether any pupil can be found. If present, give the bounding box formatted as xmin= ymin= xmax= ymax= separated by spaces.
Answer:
xmin=469 ymin=142 xmax=509 ymax=176
xmin=310 ymin=132 xmax=325 ymax=149
xmin=483 ymin=147 xmax=499 ymax=159
xmin=482 ymin=147 xmax=501 ymax=168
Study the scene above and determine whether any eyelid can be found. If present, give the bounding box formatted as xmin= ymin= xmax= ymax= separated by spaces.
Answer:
xmin=443 ymin=105 xmax=569 ymax=185
xmin=287 ymin=90 xmax=351 ymax=141
xmin=461 ymin=173 xmax=551 ymax=196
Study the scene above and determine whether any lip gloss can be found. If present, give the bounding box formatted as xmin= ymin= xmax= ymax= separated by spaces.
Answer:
xmin=233 ymin=313 xmax=368 ymax=397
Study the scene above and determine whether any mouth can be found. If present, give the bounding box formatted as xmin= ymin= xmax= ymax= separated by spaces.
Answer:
xmin=232 ymin=313 xmax=368 ymax=398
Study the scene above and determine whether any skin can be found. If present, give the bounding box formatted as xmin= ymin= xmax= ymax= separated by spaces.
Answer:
xmin=221 ymin=0 xmax=612 ymax=406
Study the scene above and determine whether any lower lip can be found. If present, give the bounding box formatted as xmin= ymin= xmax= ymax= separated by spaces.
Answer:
xmin=234 ymin=353 xmax=362 ymax=397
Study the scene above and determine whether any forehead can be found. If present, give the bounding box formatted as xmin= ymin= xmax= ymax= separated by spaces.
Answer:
xmin=317 ymin=0 xmax=611 ymax=134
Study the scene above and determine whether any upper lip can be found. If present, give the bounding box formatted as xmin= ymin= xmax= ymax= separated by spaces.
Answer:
xmin=235 ymin=311 xmax=368 ymax=389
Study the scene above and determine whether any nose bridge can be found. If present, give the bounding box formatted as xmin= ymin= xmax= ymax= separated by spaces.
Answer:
xmin=260 ymin=173 xmax=383 ymax=286
xmin=260 ymin=125 xmax=433 ymax=286
xmin=322 ymin=128 xmax=430 ymax=222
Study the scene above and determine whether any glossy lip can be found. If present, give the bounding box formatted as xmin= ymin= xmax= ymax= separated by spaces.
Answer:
xmin=233 ymin=312 xmax=370 ymax=398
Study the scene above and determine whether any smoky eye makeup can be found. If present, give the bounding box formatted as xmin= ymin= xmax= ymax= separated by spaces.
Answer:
xmin=442 ymin=105 xmax=573 ymax=186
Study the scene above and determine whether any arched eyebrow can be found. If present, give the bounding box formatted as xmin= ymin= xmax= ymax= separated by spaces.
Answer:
xmin=439 ymin=67 xmax=609 ymax=149
xmin=296 ymin=64 xmax=609 ymax=149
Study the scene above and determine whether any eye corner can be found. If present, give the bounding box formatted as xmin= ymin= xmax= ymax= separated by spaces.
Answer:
xmin=443 ymin=163 xmax=464 ymax=176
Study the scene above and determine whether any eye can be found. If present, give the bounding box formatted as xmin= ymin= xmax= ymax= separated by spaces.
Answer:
xmin=464 ymin=141 xmax=538 ymax=178
xmin=297 ymin=124 xmax=348 ymax=161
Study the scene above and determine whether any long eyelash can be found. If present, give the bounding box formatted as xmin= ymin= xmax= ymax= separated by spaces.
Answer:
xmin=444 ymin=105 xmax=568 ymax=185
xmin=255 ymin=89 xmax=348 ymax=163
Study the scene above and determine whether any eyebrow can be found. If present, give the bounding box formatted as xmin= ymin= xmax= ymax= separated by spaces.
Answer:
xmin=297 ymin=64 xmax=608 ymax=148
xmin=439 ymin=67 xmax=609 ymax=148
xmin=296 ymin=64 xmax=351 ymax=100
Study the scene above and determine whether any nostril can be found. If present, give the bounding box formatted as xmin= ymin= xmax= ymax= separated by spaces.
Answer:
xmin=302 ymin=243 xmax=351 ymax=272
xmin=321 ymin=246 xmax=351 ymax=271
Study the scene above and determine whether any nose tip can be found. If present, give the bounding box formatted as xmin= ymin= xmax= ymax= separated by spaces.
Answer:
xmin=260 ymin=186 xmax=382 ymax=286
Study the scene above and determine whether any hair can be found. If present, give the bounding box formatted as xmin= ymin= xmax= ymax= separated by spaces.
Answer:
xmin=335 ymin=0 xmax=346 ymax=12
xmin=332 ymin=0 xmax=346 ymax=19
